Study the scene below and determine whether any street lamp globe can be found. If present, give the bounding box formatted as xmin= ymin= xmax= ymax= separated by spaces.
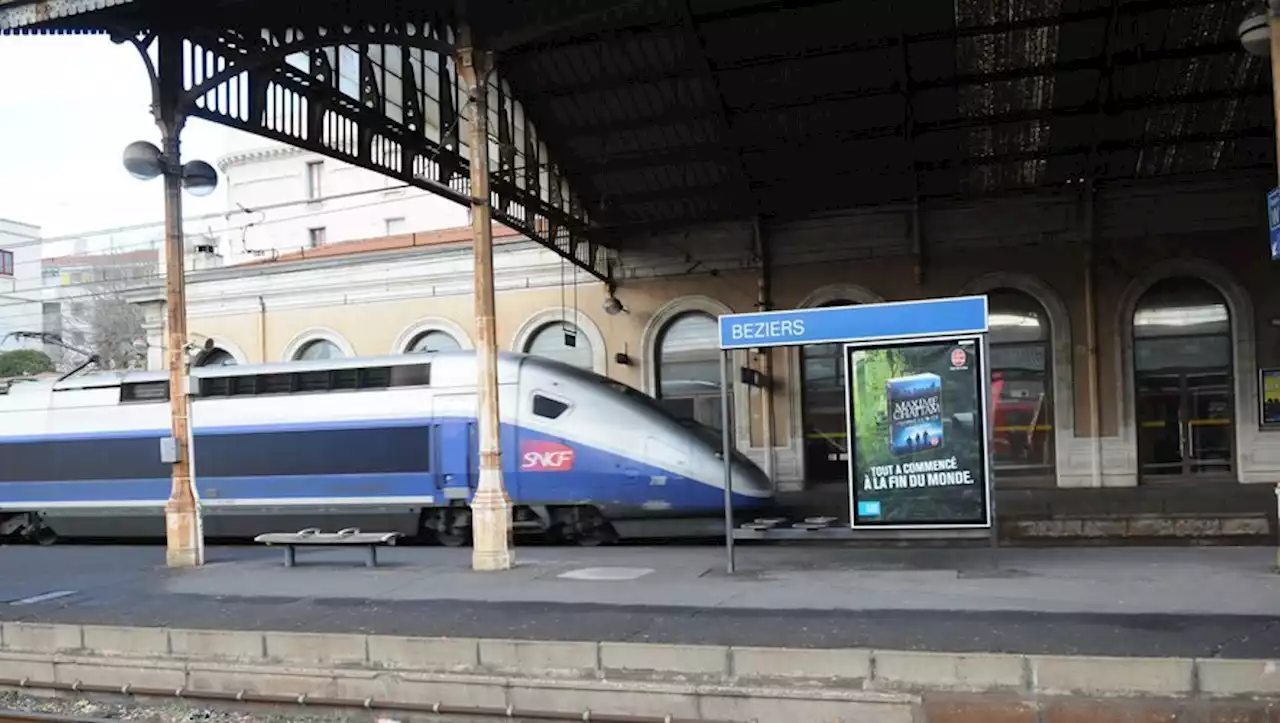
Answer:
xmin=182 ymin=160 xmax=219 ymax=197
xmin=1240 ymin=10 xmax=1271 ymax=57
xmin=122 ymin=140 xmax=165 ymax=180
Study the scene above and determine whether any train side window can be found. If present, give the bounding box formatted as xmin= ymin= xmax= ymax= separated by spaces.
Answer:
xmin=120 ymin=381 xmax=170 ymax=403
xmin=532 ymin=394 xmax=569 ymax=420
xmin=199 ymin=377 xmax=231 ymax=397
xmin=390 ymin=363 xmax=431 ymax=388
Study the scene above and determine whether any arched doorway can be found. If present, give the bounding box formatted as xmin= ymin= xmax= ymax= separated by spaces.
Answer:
xmin=1133 ymin=277 xmax=1234 ymax=480
xmin=799 ymin=299 xmax=857 ymax=482
xmin=654 ymin=312 xmax=726 ymax=431
xmin=987 ymin=289 xmax=1055 ymax=484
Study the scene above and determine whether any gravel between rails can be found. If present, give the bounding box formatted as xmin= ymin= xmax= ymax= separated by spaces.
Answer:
xmin=0 ymin=693 xmax=321 ymax=723
xmin=0 ymin=693 xmax=545 ymax=723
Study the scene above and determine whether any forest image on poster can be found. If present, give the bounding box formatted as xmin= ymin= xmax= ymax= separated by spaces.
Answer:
xmin=847 ymin=338 xmax=989 ymax=527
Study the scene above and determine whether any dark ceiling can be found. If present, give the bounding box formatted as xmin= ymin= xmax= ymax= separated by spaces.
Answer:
xmin=3 ymin=0 xmax=1274 ymax=237
xmin=481 ymin=0 xmax=1274 ymax=232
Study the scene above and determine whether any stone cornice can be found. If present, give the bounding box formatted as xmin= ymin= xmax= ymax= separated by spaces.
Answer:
xmin=123 ymin=239 xmax=587 ymax=309
xmin=216 ymin=145 xmax=309 ymax=172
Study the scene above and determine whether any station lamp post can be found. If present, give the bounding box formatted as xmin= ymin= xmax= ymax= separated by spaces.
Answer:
xmin=1240 ymin=1 xmax=1280 ymax=179
xmin=121 ymin=137 xmax=218 ymax=569
xmin=1239 ymin=3 xmax=1280 ymax=572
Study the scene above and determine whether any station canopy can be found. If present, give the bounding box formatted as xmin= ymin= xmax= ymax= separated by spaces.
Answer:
xmin=1 ymin=0 xmax=1271 ymax=237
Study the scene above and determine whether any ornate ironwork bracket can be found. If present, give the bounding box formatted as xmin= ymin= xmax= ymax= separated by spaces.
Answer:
xmin=110 ymin=19 xmax=611 ymax=284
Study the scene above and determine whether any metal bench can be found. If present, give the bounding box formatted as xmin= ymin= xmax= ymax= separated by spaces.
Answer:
xmin=253 ymin=528 xmax=401 ymax=568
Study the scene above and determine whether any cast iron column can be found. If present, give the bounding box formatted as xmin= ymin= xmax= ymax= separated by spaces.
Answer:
xmin=156 ymin=33 xmax=202 ymax=568
xmin=457 ymin=24 xmax=514 ymax=571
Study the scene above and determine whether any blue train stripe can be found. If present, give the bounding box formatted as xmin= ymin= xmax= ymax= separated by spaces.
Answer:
xmin=0 ymin=429 xmax=169 ymax=444
xmin=0 ymin=479 xmax=170 ymax=504
xmin=0 ymin=473 xmax=765 ymax=509
xmin=0 ymin=416 xmax=445 ymax=443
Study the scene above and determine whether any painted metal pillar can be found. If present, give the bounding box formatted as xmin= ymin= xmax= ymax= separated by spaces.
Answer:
xmin=1261 ymin=5 xmax=1280 ymax=572
xmin=155 ymin=33 xmax=203 ymax=569
xmin=1082 ymin=180 xmax=1103 ymax=489
xmin=457 ymin=22 xmax=514 ymax=571
xmin=721 ymin=351 xmax=735 ymax=574
xmin=1272 ymin=5 xmax=1280 ymax=185
xmin=754 ymin=218 xmax=776 ymax=490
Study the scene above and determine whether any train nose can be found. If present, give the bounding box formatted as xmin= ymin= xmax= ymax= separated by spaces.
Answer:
xmin=730 ymin=457 xmax=773 ymax=498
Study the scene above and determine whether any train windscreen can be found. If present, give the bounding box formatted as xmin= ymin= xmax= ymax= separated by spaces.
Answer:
xmin=535 ymin=358 xmax=757 ymax=466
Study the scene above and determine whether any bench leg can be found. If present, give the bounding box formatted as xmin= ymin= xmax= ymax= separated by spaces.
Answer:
xmin=284 ymin=546 xmax=295 ymax=568
xmin=366 ymin=545 xmax=377 ymax=568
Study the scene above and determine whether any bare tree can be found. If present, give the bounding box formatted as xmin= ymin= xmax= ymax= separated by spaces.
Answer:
xmin=59 ymin=249 xmax=157 ymax=371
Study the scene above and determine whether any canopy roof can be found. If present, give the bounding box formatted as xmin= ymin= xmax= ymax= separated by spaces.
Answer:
xmin=2 ymin=0 xmax=1271 ymax=236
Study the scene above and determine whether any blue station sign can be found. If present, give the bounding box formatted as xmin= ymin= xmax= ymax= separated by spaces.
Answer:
xmin=718 ymin=296 xmax=990 ymax=350
xmin=1269 ymin=188 xmax=1280 ymax=261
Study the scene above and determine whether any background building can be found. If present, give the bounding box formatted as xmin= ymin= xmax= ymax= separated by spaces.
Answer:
xmin=215 ymin=142 xmax=469 ymax=265
xmin=29 ymin=136 xmax=473 ymax=369
xmin=0 ymin=217 xmax=52 ymax=357
xmin=125 ymin=171 xmax=1280 ymax=511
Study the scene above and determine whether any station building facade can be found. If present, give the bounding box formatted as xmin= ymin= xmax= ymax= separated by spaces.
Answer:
xmin=128 ymin=171 xmax=1280 ymax=533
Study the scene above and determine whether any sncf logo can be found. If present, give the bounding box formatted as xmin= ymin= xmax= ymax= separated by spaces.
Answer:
xmin=520 ymin=440 xmax=576 ymax=472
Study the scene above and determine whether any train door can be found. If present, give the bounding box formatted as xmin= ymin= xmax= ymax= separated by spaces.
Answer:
xmin=432 ymin=393 xmax=478 ymax=502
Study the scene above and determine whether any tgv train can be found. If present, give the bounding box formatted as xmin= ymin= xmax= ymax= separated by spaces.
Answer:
xmin=0 ymin=351 xmax=773 ymax=545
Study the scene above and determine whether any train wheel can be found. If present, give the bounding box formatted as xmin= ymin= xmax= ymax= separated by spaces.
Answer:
xmin=33 ymin=526 xmax=58 ymax=546
xmin=570 ymin=508 xmax=617 ymax=547
xmin=434 ymin=528 xmax=469 ymax=547
xmin=423 ymin=508 xmax=471 ymax=547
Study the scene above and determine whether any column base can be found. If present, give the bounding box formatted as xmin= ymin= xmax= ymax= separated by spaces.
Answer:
xmin=470 ymin=474 xmax=514 ymax=571
xmin=164 ymin=501 xmax=204 ymax=568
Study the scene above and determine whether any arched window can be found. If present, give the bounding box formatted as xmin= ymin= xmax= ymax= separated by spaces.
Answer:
xmin=799 ymin=299 xmax=857 ymax=482
xmin=407 ymin=330 xmax=462 ymax=354
xmin=196 ymin=348 xmax=238 ymax=367
xmin=294 ymin=339 xmax=345 ymax=361
xmin=525 ymin=322 xmax=592 ymax=370
xmin=987 ymin=289 xmax=1055 ymax=480
xmin=655 ymin=312 xmax=726 ymax=431
xmin=1133 ymin=277 xmax=1233 ymax=480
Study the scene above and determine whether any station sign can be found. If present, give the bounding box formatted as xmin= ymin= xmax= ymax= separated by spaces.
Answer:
xmin=717 ymin=296 xmax=989 ymax=351
xmin=844 ymin=335 xmax=993 ymax=530
xmin=1269 ymin=188 xmax=1280 ymax=261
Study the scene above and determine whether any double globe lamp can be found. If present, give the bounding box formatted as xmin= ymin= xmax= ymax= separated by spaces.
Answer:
xmin=121 ymin=140 xmax=218 ymax=197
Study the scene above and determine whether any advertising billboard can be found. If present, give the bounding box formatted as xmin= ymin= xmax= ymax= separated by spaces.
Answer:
xmin=1261 ymin=368 xmax=1280 ymax=427
xmin=845 ymin=336 xmax=992 ymax=529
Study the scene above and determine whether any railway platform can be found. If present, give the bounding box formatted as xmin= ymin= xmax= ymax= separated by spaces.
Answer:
xmin=1 ymin=543 xmax=1279 ymax=659
xmin=2 ymin=544 xmax=1280 ymax=721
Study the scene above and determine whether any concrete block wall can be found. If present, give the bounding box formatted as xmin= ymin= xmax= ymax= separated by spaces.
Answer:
xmin=1 ymin=622 xmax=1279 ymax=721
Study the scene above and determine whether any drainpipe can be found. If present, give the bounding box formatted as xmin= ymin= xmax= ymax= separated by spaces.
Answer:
xmin=1083 ymin=181 xmax=1103 ymax=488
xmin=257 ymin=295 xmax=267 ymax=362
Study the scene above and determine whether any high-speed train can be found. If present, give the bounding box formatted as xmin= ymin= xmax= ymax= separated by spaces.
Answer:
xmin=0 ymin=351 xmax=773 ymax=545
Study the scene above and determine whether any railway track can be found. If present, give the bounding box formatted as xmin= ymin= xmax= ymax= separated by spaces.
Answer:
xmin=0 ymin=712 xmax=116 ymax=723
xmin=0 ymin=682 xmax=734 ymax=723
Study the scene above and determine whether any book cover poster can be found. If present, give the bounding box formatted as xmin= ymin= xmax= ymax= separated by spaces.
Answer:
xmin=1262 ymin=369 xmax=1280 ymax=427
xmin=846 ymin=337 xmax=991 ymax=528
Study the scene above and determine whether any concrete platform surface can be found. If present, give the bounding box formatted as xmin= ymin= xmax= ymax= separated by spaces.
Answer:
xmin=1 ymin=544 xmax=1279 ymax=659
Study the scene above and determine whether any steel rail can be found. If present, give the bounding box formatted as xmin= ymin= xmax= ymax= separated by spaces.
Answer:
xmin=0 ymin=677 xmax=736 ymax=723
xmin=0 ymin=711 xmax=121 ymax=723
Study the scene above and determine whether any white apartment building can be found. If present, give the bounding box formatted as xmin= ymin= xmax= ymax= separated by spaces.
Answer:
xmin=0 ymin=217 xmax=51 ymax=357
xmin=215 ymin=142 xmax=469 ymax=265
xmin=33 ymin=137 xmax=471 ymax=366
